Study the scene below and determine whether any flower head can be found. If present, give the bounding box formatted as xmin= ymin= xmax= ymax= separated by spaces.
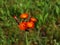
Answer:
xmin=18 ymin=22 xmax=27 ymax=30
xmin=20 ymin=13 xmax=28 ymax=19
xmin=27 ymin=21 xmax=34 ymax=29
xmin=30 ymin=17 xmax=37 ymax=23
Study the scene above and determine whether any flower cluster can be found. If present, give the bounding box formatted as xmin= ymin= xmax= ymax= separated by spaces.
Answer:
xmin=13 ymin=13 xmax=37 ymax=31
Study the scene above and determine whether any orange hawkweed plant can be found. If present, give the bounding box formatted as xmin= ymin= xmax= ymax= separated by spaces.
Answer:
xmin=18 ymin=22 xmax=27 ymax=30
xmin=30 ymin=17 xmax=37 ymax=23
xmin=20 ymin=13 xmax=29 ymax=19
xmin=13 ymin=15 xmax=37 ymax=30
xmin=13 ymin=13 xmax=37 ymax=45
xmin=27 ymin=21 xmax=34 ymax=29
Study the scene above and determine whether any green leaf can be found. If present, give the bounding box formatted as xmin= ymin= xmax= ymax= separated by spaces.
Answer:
xmin=56 ymin=6 xmax=59 ymax=14
xmin=39 ymin=14 xmax=43 ymax=22
xmin=44 ymin=13 xmax=48 ymax=22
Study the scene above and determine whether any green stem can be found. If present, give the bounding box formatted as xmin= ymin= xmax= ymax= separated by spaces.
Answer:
xmin=26 ymin=32 xmax=29 ymax=45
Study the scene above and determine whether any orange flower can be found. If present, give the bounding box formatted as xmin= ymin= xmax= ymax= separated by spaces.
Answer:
xmin=27 ymin=21 xmax=34 ymax=29
xmin=20 ymin=13 xmax=28 ymax=19
xmin=30 ymin=17 xmax=37 ymax=23
xmin=18 ymin=22 xmax=27 ymax=30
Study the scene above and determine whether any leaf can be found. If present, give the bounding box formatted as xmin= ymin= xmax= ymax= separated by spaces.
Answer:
xmin=44 ymin=13 xmax=48 ymax=22
xmin=39 ymin=14 xmax=43 ymax=22
xmin=0 ymin=8 xmax=4 ymax=15
xmin=56 ymin=6 xmax=59 ymax=14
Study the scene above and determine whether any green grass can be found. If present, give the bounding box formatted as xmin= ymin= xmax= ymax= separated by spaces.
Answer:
xmin=0 ymin=0 xmax=60 ymax=45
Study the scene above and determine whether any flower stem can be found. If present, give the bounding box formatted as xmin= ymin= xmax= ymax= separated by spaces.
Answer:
xmin=26 ymin=32 xmax=29 ymax=45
